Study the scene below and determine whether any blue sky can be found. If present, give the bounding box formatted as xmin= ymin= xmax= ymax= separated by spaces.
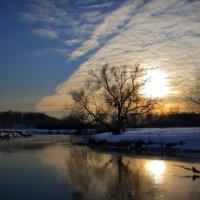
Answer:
xmin=0 ymin=0 xmax=200 ymax=116
xmin=0 ymin=0 xmax=125 ymax=115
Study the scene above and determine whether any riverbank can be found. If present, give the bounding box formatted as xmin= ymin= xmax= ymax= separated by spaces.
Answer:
xmin=0 ymin=130 xmax=32 ymax=140
xmin=88 ymin=127 xmax=200 ymax=152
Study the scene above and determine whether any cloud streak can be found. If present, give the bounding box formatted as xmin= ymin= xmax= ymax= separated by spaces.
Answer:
xmin=25 ymin=48 xmax=69 ymax=58
xmin=19 ymin=1 xmax=68 ymax=25
xmin=33 ymin=28 xmax=59 ymax=39
xmin=64 ymin=39 xmax=81 ymax=46
xmin=18 ymin=0 xmax=117 ymax=58
xmin=69 ymin=0 xmax=142 ymax=60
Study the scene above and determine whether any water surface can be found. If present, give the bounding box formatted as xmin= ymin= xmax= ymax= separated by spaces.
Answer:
xmin=0 ymin=135 xmax=199 ymax=200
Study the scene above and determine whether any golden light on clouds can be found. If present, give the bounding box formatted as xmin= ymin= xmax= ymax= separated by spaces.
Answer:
xmin=143 ymin=69 xmax=171 ymax=98
xmin=33 ymin=0 xmax=200 ymax=113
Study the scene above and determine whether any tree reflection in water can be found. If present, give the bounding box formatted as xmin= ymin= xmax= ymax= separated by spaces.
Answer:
xmin=64 ymin=147 xmax=161 ymax=200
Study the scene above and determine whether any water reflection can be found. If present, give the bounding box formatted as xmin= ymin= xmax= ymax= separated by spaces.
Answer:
xmin=146 ymin=160 xmax=166 ymax=183
xmin=37 ymin=145 xmax=200 ymax=200
xmin=66 ymin=148 xmax=154 ymax=200
xmin=0 ymin=138 xmax=200 ymax=200
xmin=37 ymin=145 xmax=164 ymax=199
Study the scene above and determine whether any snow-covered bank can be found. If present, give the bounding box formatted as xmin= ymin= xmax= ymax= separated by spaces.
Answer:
xmin=0 ymin=130 xmax=32 ymax=140
xmin=30 ymin=129 xmax=78 ymax=134
xmin=0 ymin=129 xmax=79 ymax=135
xmin=91 ymin=128 xmax=200 ymax=152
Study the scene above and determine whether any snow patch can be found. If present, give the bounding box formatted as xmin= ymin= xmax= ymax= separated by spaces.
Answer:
xmin=92 ymin=128 xmax=200 ymax=151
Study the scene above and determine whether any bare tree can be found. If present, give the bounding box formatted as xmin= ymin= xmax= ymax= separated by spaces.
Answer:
xmin=186 ymin=66 xmax=200 ymax=113
xmin=70 ymin=64 xmax=159 ymax=134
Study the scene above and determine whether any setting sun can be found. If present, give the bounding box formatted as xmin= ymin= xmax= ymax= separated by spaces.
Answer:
xmin=143 ymin=69 xmax=171 ymax=98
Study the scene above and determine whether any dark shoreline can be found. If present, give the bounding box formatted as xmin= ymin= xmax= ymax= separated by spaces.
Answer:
xmin=0 ymin=134 xmax=200 ymax=163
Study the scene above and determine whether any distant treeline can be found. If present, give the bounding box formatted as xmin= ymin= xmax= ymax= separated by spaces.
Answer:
xmin=0 ymin=111 xmax=199 ymax=130
xmin=0 ymin=111 xmax=91 ymax=130
xmin=136 ymin=112 xmax=200 ymax=128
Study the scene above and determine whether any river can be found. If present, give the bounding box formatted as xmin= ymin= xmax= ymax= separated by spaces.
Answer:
xmin=0 ymin=135 xmax=199 ymax=200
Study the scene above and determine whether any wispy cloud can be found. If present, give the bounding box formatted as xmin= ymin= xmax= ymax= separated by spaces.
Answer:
xmin=33 ymin=28 xmax=59 ymax=39
xmin=76 ymin=0 xmax=100 ymax=6
xmin=18 ymin=0 xmax=111 ymax=59
xmin=19 ymin=1 xmax=68 ymax=25
xmin=36 ymin=0 xmax=200 ymax=112
xmin=81 ymin=2 xmax=114 ymax=9
xmin=64 ymin=39 xmax=81 ymax=46
xmin=69 ymin=0 xmax=141 ymax=60
xmin=25 ymin=48 xmax=69 ymax=57
xmin=82 ymin=11 xmax=104 ymax=23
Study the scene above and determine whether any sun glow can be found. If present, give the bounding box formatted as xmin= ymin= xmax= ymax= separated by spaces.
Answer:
xmin=146 ymin=160 xmax=166 ymax=183
xmin=143 ymin=69 xmax=170 ymax=98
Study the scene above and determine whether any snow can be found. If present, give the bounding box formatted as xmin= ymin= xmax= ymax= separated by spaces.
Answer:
xmin=0 ymin=129 xmax=78 ymax=140
xmin=0 ymin=129 xmax=78 ymax=135
xmin=30 ymin=129 xmax=78 ymax=134
xmin=92 ymin=127 xmax=200 ymax=151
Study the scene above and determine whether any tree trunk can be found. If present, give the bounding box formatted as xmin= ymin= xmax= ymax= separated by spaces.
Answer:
xmin=113 ymin=119 xmax=124 ymax=135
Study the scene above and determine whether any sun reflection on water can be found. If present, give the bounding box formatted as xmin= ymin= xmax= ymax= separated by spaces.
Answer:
xmin=146 ymin=160 xmax=166 ymax=183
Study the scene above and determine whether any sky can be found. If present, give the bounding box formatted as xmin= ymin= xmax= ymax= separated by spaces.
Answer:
xmin=0 ymin=0 xmax=200 ymax=117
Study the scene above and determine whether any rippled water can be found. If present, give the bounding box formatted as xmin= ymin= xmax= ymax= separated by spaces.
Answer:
xmin=0 ymin=135 xmax=199 ymax=200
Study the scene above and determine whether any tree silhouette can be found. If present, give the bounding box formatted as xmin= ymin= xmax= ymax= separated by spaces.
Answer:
xmin=186 ymin=66 xmax=200 ymax=113
xmin=70 ymin=64 xmax=159 ymax=134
